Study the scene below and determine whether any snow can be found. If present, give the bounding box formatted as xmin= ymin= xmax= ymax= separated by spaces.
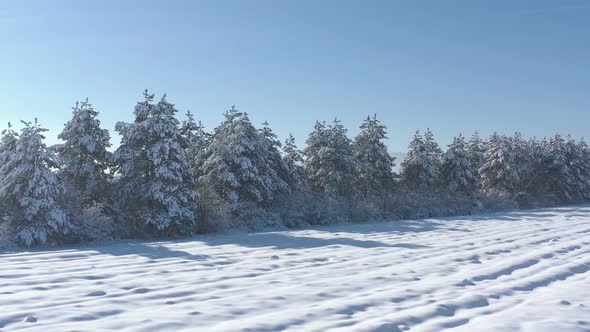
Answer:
xmin=1 ymin=206 xmax=590 ymax=331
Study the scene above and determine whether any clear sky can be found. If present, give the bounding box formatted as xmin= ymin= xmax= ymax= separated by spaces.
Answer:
xmin=1 ymin=0 xmax=589 ymax=152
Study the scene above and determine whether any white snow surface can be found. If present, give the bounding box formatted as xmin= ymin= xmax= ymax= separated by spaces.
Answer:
xmin=1 ymin=206 xmax=590 ymax=332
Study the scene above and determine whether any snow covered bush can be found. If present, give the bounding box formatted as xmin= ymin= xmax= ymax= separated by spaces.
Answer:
xmin=197 ymin=201 xmax=284 ymax=233
xmin=226 ymin=202 xmax=284 ymax=231
xmin=268 ymin=190 xmax=352 ymax=227
xmin=70 ymin=203 xmax=123 ymax=242
xmin=0 ymin=120 xmax=71 ymax=247
xmin=389 ymin=188 xmax=476 ymax=220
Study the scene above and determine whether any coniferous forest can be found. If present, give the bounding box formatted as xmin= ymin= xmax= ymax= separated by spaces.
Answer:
xmin=1 ymin=91 xmax=589 ymax=247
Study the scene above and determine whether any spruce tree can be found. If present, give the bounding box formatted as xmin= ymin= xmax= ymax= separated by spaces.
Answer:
xmin=114 ymin=91 xmax=197 ymax=235
xmin=55 ymin=99 xmax=112 ymax=206
xmin=0 ymin=119 xmax=70 ymax=247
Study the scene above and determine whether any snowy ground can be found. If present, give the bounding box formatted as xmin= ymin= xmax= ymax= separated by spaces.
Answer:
xmin=1 ymin=206 xmax=590 ymax=332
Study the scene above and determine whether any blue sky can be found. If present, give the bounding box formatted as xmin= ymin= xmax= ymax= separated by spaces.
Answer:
xmin=0 ymin=0 xmax=589 ymax=152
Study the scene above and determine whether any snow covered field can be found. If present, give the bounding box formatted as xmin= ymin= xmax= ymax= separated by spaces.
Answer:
xmin=1 ymin=206 xmax=590 ymax=332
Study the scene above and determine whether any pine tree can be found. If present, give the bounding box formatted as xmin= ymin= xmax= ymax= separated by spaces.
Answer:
xmin=199 ymin=107 xmax=290 ymax=205
xmin=572 ymin=139 xmax=590 ymax=199
xmin=0 ymin=119 xmax=70 ymax=247
xmin=400 ymin=130 xmax=437 ymax=189
xmin=55 ymin=99 xmax=112 ymax=206
xmin=304 ymin=119 xmax=356 ymax=198
xmin=534 ymin=134 xmax=590 ymax=201
xmin=509 ymin=132 xmax=532 ymax=193
xmin=544 ymin=134 xmax=573 ymax=200
xmin=258 ymin=121 xmax=292 ymax=188
xmin=259 ymin=121 xmax=281 ymax=148
xmin=0 ymin=123 xmax=18 ymax=176
xmin=0 ymin=123 xmax=18 ymax=218
xmin=424 ymin=128 xmax=443 ymax=169
xmin=180 ymin=110 xmax=210 ymax=179
xmin=303 ymin=121 xmax=328 ymax=193
xmin=467 ymin=131 xmax=484 ymax=186
xmin=524 ymin=137 xmax=548 ymax=195
xmin=0 ymin=122 xmax=17 ymax=166
xmin=479 ymin=133 xmax=519 ymax=194
xmin=283 ymin=133 xmax=305 ymax=187
xmin=353 ymin=115 xmax=396 ymax=198
xmin=114 ymin=91 xmax=197 ymax=235
xmin=439 ymin=134 xmax=476 ymax=193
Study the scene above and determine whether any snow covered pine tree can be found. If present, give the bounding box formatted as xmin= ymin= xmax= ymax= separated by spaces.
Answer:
xmin=55 ymin=99 xmax=112 ymax=207
xmin=570 ymin=138 xmax=590 ymax=200
xmin=400 ymin=130 xmax=437 ymax=189
xmin=304 ymin=119 xmax=356 ymax=199
xmin=180 ymin=110 xmax=210 ymax=179
xmin=0 ymin=122 xmax=18 ymax=219
xmin=530 ymin=134 xmax=590 ymax=202
xmin=439 ymin=134 xmax=476 ymax=193
xmin=282 ymin=133 xmax=306 ymax=188
xmin=199 ymin=107 xmax=290 ymax=206
xmin=0 ymin=122 xmax=17 ymax=167
xmin=424 ymin=128 xmax=443 ymax=171
xmin=0 ymin=119 xmax=70 ymax=247
xmin=114 ymin=91 xmax=197 ymax=236
xmin=259 ymin=121 xmax=293 ymax=191
xmin=353 ymin=115 xmax=396 ymax=203
xmin=479 ymin=133 xmax=519 ymax=195
xmin=467 ymin=131 xmax=484 ymax=188
xmin=303 ymin=121 xmax=329 ymax=193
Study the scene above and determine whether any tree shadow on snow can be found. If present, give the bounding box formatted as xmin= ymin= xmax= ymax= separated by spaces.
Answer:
xmin=89 ymin=242 xmax=210 ymax=261
xmin=0 ymin=241 xmax=210 ymax=261
xmin=200 ymin=232 xmax=431 ymax=250
xmin=299 ymin=218 xmax=447 ymax=235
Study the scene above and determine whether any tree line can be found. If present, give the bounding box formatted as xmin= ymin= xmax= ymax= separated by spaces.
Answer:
xmin=1 ymin=91 xmax=589 ymax=247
